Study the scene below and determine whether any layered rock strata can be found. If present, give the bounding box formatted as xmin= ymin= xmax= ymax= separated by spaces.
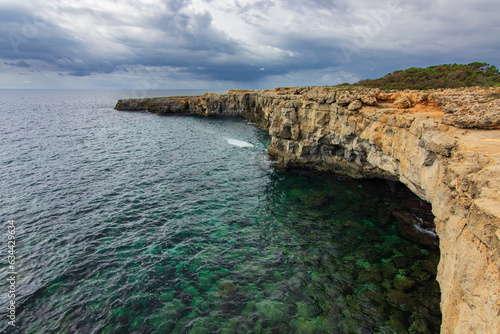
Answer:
xmin=115 ymin=86 xmax=500 ymax=333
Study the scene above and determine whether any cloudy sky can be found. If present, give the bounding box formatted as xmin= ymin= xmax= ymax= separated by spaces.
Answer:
xmin=0 ymin=0 xmax=499 ymax=90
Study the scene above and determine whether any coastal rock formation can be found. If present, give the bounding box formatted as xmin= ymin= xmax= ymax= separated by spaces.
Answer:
xmin=115 ymin=86 xmax=500 ymax=333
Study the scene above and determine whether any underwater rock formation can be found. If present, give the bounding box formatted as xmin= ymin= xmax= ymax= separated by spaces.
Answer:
xmin=116 ymin=86 xmax=500 ymax=333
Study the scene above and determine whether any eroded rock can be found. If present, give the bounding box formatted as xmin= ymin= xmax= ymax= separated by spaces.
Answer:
xmin=348 ymin=100 xmax=363 ymax=111
xmin=393 ymin=96 xmax=412 ymax=109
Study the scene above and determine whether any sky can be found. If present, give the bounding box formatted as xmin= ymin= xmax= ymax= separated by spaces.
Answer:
xmin=0 ymin=0 xmax=499 ymax=90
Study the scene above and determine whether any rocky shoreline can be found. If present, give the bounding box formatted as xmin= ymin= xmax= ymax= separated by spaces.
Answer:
xmin=115 ymin=86 xmax=500 ymax=333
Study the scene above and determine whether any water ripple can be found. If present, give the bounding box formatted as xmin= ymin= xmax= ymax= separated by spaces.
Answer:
xmin=0 ymin=90 xmax=441 ymax=333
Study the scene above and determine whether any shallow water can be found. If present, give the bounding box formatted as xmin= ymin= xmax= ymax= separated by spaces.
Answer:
xmin=0 ymin=90 xmax=440 ymax=333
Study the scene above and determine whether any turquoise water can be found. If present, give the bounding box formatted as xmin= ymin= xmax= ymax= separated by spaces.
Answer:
xmin=0 ymin=90 xmax=440 ymax=333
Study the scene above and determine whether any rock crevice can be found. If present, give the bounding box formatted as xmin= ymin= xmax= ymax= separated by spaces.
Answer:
xmin=115 ymin=86 xmax=500 ymax=333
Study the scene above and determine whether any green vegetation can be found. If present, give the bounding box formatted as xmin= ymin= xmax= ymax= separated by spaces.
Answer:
xmin=355 ymin=62 xmax=500 ymax=90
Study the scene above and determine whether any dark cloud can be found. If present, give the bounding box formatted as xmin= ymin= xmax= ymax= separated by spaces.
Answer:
xmin=153 ymin=11 xmax=239 ymax=53
xmin=166 ymin=0 xmax=192 ymax=12
xmin=57 ymin=70 xmax=92 ymax=77
xmin=285 ymin=0 xmax=349 ymax=11
xmin=4 ymin=60 xmax=31 ymax=68
xmin=0 ymin=0 xmax=498 ymax=88
xmin=234 ymin=0 xmax=275 ymax=16
xmin=0 ymin=5 xmax=90 ymax=68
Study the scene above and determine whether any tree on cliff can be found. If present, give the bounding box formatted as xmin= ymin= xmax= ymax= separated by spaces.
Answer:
xmin=356 ymin=62 xmax=500 ymax=90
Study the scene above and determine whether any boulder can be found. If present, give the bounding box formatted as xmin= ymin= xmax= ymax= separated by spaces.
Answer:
xmin=348 ymin=100 xmax=363 ymax=111
xmin=393 ymin=96 xmax=412 ymax=109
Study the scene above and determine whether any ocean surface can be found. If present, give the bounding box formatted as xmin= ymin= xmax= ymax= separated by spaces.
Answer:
xmin=0 ymin=90 xmax=441 ymax=333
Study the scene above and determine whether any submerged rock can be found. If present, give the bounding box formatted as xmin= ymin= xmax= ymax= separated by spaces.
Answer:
xmin=392 ymin=255 xmax=408 ymax=269
xmin=256 ymin=300 xmax=288 ymax=323
xmin=357 ymin=269 xmax=383 ymax=284
xmin=409 ymin=317 xmax=429 ymax=334
xmin=394 ymin=274 xmax=416 ymax=292
xmin=386 ymin=289 xmax=416 ymax=312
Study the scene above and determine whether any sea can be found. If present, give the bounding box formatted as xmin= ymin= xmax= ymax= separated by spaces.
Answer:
xmin=0 ymin=90 xmax=441 ymax=333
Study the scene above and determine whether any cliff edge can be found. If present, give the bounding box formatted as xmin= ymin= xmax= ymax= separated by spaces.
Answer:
xmin=115 ymin=86 xmax=500 ymax=333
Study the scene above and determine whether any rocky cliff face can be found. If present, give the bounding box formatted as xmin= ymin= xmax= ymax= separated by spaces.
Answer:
xmin=115 ymin=86 xmax=500 ymax=333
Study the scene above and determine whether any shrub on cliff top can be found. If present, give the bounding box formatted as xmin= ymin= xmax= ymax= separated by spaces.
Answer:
xmin=356 ymin=62 xmax=500 ymax=90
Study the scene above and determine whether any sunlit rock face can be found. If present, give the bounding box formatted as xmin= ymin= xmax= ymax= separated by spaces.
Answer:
xmin=116 ymin=86 xmax=500 ymax=333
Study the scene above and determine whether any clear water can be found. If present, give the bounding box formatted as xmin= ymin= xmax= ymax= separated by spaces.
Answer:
xmin=0 ymin=90 xmax=440 ymax=333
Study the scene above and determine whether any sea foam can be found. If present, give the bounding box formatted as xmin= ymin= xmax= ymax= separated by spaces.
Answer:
xmin=225 ymin=138 xmax=254 ymax=147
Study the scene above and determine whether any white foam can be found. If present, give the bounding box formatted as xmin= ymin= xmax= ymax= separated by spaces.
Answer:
xmin=225 ymin=138 xmax=254 ymax=147
xmin=413 ymin=224 xmax=438 ymax=238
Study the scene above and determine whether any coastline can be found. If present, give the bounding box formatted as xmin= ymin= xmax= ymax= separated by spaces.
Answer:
xmin=115 ymin=86 xmax=500 ymax=333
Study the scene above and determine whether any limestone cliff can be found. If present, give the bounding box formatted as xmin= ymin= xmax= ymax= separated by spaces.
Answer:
xmin=115 ymin=86 xmax=500 ymax=333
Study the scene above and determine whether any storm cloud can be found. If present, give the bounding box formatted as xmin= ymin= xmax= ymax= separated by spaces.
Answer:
xmin=0 ymin=0 xmax=499 ymax=89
